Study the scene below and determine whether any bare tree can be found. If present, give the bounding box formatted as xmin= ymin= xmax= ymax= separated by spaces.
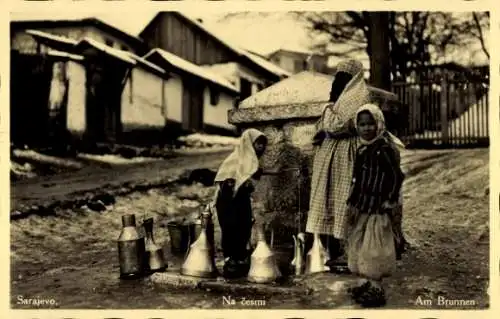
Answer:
xmin=214 ymin=11 xmax=489 ymax=84
xmin=470 ymin=12 xmax=490 ymax=59
xmin=366 ymin=12 xmax=391 ymax=90
xmin=295 ymin=11 xmax=489 ymax=81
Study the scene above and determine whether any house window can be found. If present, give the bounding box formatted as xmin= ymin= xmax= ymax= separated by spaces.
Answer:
xmin=294 ymin=59 xmax=305 ymax=72
xmin=210 ymin=87 xmax=220 ymax=106
xmin=240 ymin=78 xmax=253 ymax=101
xmin=105 ymin=38 xmax=113 ymax=47
xmin=121 ymin=45 xmax=128 ymax=51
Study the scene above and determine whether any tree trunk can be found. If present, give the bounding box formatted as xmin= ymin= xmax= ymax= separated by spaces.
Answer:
xmin=367 ymin=12 xmax=391 ymax=90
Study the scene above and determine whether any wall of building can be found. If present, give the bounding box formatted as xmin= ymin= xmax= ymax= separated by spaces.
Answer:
xmin=66 ymin=60 xmax=87 ymax=136
xmin=11 ymin=31 xmax=45 ymax=54
xmin=203 ymin=86 xmax=236 ymax=133
xmin=270 ymin=54 xmax=297 ymax=74
xmin=163 ymin=73 xmax=184 ymax=124
xmin=202 ymin=62 xmax=263 ymax=97
xmin=270 ymin=51 xmax=329 ymax=74
xmin=141 ymin=13 xmax=238 ymax=66
xmin=120 ymin=66 xmax=165 ymax=133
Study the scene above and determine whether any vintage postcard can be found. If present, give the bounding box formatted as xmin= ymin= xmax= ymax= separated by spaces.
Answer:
xmin=3 ymin=1 xmax=495 ymax=318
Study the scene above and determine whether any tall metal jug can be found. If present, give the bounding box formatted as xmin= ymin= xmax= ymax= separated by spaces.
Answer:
xmin=180 ymin=210 xmax=218 ymax=278
xmin=305 ymin=233 xmax=329 ymax=274
xmin=143 ymin=217 xmax=166 ymax=274
xmin=117 ymin=214 xmax=146 ymax=279
xmin=291 ymin=232 xmax=306 ymax=275
xmin=247 ymin=222 xmax=281 ymax=284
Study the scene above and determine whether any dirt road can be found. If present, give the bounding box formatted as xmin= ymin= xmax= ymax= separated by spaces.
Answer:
xmin=11 ymin=150 xmax=231 ymax=214
xmin=10 ymin=148 xmax=489 ymax=309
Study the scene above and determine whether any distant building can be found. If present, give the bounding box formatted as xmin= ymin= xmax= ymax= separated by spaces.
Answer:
xmin=143 ymin=48 xmax=240 ymax=136
xmin=139 ymin=12 xmax=289 ymax=102
xmin=267 ymin=48 xmax=332 ymax=74
xmin=10 ymin=18 xmax=148 ymax=55
xmin=10 ymin=19 xmax=242 ymax=148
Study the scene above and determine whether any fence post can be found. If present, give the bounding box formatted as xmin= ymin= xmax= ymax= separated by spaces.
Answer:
xmin=440 ymin=76 xmax=449 ymax=145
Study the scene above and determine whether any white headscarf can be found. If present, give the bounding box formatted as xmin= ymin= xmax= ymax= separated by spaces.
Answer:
xmin=355 ymin=103 xmax=406 ymax=150
xmin=214 ymin=128 xmax=267 ymax=195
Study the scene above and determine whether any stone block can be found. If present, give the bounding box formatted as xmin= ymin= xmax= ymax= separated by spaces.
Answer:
xmin=150 ymin=270 xmax=204 ymax=289
xmin=150 ymin=270 xmax=311 ymax=297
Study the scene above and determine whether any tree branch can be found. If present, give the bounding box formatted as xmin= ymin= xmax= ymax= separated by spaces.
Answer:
xmin=472 ymin=12 xmax=490 ymax=59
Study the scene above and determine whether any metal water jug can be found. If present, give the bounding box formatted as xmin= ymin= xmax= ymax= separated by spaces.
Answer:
xmin=291 ymin=232 xmax=306 ymax=275
xmin=117 ymin=214 xmax=146 ymax=279
xmin=305 ymin=233 xmax=329 ymax=274
xmin=143 ymin=217 xmax=166 ymax=274
xmin=247 ymin=223 xmax=281 ymax=284
xmin=180 ymin=210 xmax=218 ymax=278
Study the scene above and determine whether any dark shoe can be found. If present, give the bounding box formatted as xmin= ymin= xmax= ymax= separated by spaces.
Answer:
xmin=223 ymin=258 xmax=248 ymax=279
xmin=222 ymin=259 xmax=240 ymax=279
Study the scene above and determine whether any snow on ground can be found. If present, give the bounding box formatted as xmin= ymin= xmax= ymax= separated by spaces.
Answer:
xmin=178 ymin=133 xmax=240 ymax=147
xmin=77 ymin=153 xmax=163 ymax=165
xmin=10 ymin=162 xmax=37 ymax=179
xmin=13 ymin=149 xmax=84 ymax=169
xmin=10 ymin=149 xmax=489 ymax=309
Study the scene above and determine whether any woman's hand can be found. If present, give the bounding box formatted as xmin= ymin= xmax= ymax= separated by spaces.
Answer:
xmin=381 ymin=201 xmax=397 ymax=210
xmin=312 ymin=130 xmax=327 ymax=146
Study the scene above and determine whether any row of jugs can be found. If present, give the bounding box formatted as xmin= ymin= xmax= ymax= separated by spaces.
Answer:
xmin=180 ymin=204 xmax=282 ymax=283
xmin=180 ymin=205 xmax=329 ymax=283
xmin=117 ymin=214 xmax=166 ymax=279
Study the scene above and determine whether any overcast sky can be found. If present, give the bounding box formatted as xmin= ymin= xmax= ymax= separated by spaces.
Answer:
xmin=10 ymin=11 xmax=489 ymax=66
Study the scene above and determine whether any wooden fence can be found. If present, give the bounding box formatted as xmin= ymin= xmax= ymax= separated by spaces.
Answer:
xmin=392 ymin=75 xmax=489 ymax=148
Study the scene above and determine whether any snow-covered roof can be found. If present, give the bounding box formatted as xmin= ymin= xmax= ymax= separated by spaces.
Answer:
xmin=244 ymin=50 xmax=291 ymax=78
xmin=267 ymin=47 xmax=316 ymax=57
xmin=25 ymin=29 xmax=78 ymax=45
xmin=143 ymin=48 xmax=239 ymax=93
xmin=153 ymin=13 xmax=289 ymax=80
xmin=74 ymin=38 xmax=166 ymax=75
xmin=12 ymin=17 xmax=145 ymax=49
xmin=22 ymin=29 xmax=166 ymax=77
xmin=123 ymin=51 xmax=165 ymax=74
xmin=75 ymin=37 xmax=137 ymax=64
xmin=46 ymin=49 xmax=84 ymax=60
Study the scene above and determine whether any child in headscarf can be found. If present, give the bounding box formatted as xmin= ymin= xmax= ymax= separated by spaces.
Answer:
xmin=211 ymin=128 xmax=268 ymax=278
xmin=346 ymin=103 xmax=405 ymax=280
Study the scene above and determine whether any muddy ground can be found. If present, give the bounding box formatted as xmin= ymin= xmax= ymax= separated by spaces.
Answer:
xmin=10 ymin=149 xmax=489 ymax=309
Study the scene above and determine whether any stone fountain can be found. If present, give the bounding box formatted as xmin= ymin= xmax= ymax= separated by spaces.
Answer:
xmin=228 ymin=71 xmax=403 ymax=242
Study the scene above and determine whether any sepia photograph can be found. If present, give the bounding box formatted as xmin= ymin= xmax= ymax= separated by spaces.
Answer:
xmin=9 ymin=10 xmax=490 ymax=309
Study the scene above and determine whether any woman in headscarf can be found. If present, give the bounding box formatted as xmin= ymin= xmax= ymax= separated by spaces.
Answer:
xmin=306 ymin=59 xmax=405 ymax=270
xmin=211 ymin=128 xmax=268 ymax=278
xmin=346 ymin=103 xmax=405 ymax=279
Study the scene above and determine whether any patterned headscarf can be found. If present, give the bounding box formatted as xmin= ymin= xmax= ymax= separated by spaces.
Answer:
xmin=214 ymin=128 xmax=267 ymax=195
xmin=320 ymin=59 xmax=371 ymax=132
xmin=336 ymin=59 xmax=364 ymax=76
xmin=355 ymin=103 xmax=406 ymax=150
